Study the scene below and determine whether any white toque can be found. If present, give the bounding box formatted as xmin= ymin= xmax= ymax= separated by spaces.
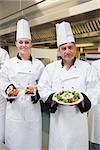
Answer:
xmin=16 ymin=19 xmax=31 ymax=40
xmin=56 ymin=21 xmax=75 ymax=47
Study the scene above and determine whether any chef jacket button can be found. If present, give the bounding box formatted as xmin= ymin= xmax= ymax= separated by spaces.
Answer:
xmin=72 ymin=87 xmax=74 ymax=89
xmin=29 ymin=70 xmax=31 ymax=72
xmin=17 ymin=62 xmax=19 ymax=63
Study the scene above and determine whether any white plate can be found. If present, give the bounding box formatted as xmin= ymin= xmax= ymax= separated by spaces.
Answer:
xmin=6 ymin=95 xmax=19 ymax=99
xmin=25 ymin=93 xmax=36 ymax=96
xmin=52 ymin=90 xmax=83 ymax=105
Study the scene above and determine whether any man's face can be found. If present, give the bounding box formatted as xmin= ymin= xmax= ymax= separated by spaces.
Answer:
xmin=16 ymin=38 xmax=32 ymax=55
xmin=59 ymin=42 xmax=76 ymax=63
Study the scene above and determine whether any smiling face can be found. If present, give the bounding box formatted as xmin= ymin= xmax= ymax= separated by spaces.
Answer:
xmin=16 ymin=38 xmax=32 ymax=55
xmin=59 ymin=42 xmax=76 ymax=64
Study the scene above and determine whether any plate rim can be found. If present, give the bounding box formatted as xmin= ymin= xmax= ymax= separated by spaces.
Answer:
xmin=25 ymin=93 xmax=36 ymax=96
xmin=6 ymin=95 xmax=19 ymax=99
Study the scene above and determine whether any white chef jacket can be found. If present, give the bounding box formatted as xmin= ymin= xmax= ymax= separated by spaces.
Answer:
xmin=90 ymin=59 xmax=100 ymax=144
xmin=38 ymin=58 xmax=98 ymax=150
xmin=0 ymin=48 xmax=9 ymax=142
xmin=0 ymin=56 xmax=44 ymax=150
xmin=0 ymin=48 xmax=9 ymax=69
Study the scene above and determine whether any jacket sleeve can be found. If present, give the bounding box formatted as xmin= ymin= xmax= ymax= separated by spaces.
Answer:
xmin=0 ymin=62 xmax=12 ymax=97
xmin=0 ymin=49 xmax=9 ymax=68
xmin=91 ymin=60 xmax=100 ymax=103
xmin=38 ymin=64 xmax=56 ymax=103
xmin=2 ymin=50 xmax=9 ymax=62
xmin=85 ymin=65 xmax=99 ymax=107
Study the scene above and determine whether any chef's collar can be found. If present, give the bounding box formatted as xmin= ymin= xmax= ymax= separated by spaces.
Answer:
xmin=61 ymin=57 xmax=76 ymax=67
xmin=17 ymin=53 xmax=32 ymax=62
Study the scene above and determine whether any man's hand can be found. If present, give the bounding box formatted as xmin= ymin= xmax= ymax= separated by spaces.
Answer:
xmin=45 ymin=93 xmax=58 ymax=113
xmin=77 ymin=93 xmax=91 ymax=113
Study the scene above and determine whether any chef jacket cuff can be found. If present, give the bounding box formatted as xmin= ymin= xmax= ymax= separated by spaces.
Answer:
xmin=77 ymin=93 xmax=91 ymax=113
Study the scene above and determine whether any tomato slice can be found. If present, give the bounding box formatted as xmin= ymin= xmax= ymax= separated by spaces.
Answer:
xmin=68 ymin=99 xmax=76 ymax=103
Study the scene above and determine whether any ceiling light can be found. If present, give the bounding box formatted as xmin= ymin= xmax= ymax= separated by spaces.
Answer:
xmin=76 ymin=43 xmax=95 ymax=47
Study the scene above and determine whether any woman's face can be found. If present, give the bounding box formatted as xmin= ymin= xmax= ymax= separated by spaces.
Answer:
xmin=59 ymin=42 xmax=76 ymax=63
xmin=16 ymin=38 xmax=32 ymax=55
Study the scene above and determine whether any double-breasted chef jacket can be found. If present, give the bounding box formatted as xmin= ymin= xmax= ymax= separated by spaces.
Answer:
xmin=0 ymin=48 xmax=9 ymax=143
xmin=0 ymin=55 xmax=44 ymax=150
xmin=38 ymin=58 xmax=98 ymax=150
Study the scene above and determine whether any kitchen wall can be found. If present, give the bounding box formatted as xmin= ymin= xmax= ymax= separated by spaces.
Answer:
xmin=9 ymin=46 xmax=57 ymax=62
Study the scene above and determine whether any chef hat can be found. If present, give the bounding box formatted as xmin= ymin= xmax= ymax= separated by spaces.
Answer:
xmin=16 ymin=19 xmax=31 ymax=40
xmin=56 ymin=21 xmax=75 ymax=47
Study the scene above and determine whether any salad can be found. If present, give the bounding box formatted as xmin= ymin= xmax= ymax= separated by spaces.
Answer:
xmin=53 ymin=90 xmax=83 ymax=105
xmin=25 ymin=86 xmax=36 ymax=95
xmin=7 ymin=89 xmax=19 ymax=97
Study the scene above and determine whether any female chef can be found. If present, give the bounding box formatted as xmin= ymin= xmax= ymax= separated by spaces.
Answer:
xmin=0 ymin=47 xmax=9 ymax=143
xmin=0 ymin=19 xmax=44 ymax=150
xmin=38 ymin=21 xmax=98 ymax=150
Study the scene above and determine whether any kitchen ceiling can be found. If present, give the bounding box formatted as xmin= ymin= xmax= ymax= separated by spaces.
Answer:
xmin=0 ymin=0 xmax=100 ymax=49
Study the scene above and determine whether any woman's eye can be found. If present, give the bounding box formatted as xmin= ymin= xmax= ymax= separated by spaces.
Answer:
xmin=25 ymin=41 xmax=29 ymax=44
xmin=18 ymin=41 xmax=30 ymax=44
xmin=19 ymin=41 xmax=23 ymax=44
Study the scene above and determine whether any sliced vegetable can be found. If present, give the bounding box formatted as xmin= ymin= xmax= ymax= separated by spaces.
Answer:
xmin=53 ymin=90 xmax=81 ymax=104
